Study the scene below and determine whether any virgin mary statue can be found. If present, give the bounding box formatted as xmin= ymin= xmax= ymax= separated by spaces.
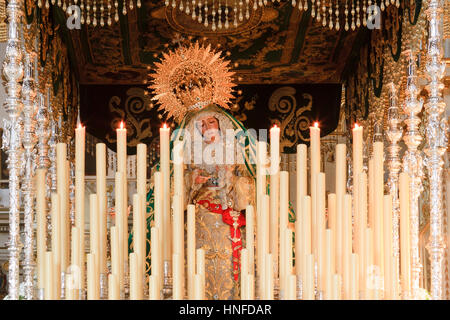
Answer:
xmin=136 ymin=43 xmax=258 ymax=299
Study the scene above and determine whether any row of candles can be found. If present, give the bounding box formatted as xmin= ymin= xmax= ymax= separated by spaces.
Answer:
xmin=34 ymin=119 xmax=414 ymax=299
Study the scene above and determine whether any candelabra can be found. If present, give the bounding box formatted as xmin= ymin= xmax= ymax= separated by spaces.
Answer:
xmin=386 ymin=82 xmax=402 ymax=286
xmin=2 ymin=0 xmax=24 ymax=300
xmin=424 ymin=0 xmax=447 ymax=300
xmin=21 ymin=51 xmax=38 ymax=300
xmin=401 ymin=49 xmax=424 ymax=299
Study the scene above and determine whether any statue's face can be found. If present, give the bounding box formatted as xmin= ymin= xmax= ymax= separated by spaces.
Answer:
xmin=198 ymin=116 xmax=220 ymax=144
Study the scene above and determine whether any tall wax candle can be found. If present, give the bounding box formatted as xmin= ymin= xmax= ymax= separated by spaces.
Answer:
xmin=148 ymin=275 xmax=160 ymax=300
xmin=343 ymin=194 xmax=352 ymax=299
xmin=87 ymin=253 xmax=98 ymax=300
xmin=295 ymin=144 xmax=307 ymax=277
xmin=264 ymin=253 xmax=274 ymax=300
xmin=399 ymin=172 xmax=411 ymax=296
xmin=194 ymin=274 xmax=204 ymax=300
xmin=44 ymin=251 xmax=54 ymax=300
xmin=316 ymin=172 xmax=326 ymax=292
xmin=56 ymin=143 xmax=69 ymax=272
xmin=108 ymin=274 xmax=119 ymax=300
xmin=327 ymin=193 xmax=336 ymax=274
xmin=368 ymin=158 xmax=374 ymax=228
xmin=309 ymin=123 xmax=321 ymax=258
xmin=335 ymin=144 xmax=346 ymax=276
xmin=137 ymin=143 xmax=147 ymax=196
xmin=301 ymin=196 xmax=312 ymax=275
xmin=350 ymin=253 xmax=359 ymax=300
xmin=304 ymin=254 xmax=315 ymax=300
xmin=150 ymin=227 xmax=161 ymax=294
xmin=133 ymin=193 xmax=145 ymax=284
xmin=358 ymin=172 xmax=368 ymax=293
xmin=129 ymin=252 xmax=142 ymax=300
xmin=187 ymin=205 xmax=196 ymax=299
xmin=114 ymin=172 xmax=124 ymax=292
xmin=324 ymin=229 xmax=333 ymax=300
xmin=36 ymin=169 xmax=47 ymax=290
xmin=373 ymin=142 xmax=385 ymax=280
xmin=160 ymin=124 xmax=171 ymax=262
xmin=110 ymin=226 xmax=120 ymax=290
xmin=269 ymin=126 xmax=280 ymax=268
xmin=173 ymin=253 xmax=183 ymax=299
xmin=383 ymin=194 xmax=394 ymax=299
xmin=332 ymin=274 xmax=342 ymax=300
xmin=51 ymin=193 xmax=61 ymax=299
xmin=196 ymin=249 xmax=205 ymax=297
xmin=89 ymin=194 xmax=100 ymax=287
xmin=352 ymin=124 xmax=363 ymax=255
xmin=70 ymin=226 xmax=80 ymax=297
xmin=96 ymin=143 xmax=107 ymax=275
xmin=241 ymin=249 xmax=249 ymax=298
xmin=364 ymin=228 xmax=374 ymax=300
xmin=116 ymin=121 xmax=128 ymax=272
xmin=279 ymin=171 xmax=289 ymax=294
xmin=75 ymin=124 xmax=85 ymax=289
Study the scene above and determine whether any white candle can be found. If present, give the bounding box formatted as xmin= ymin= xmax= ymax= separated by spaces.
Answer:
xmin=108 ymin=274 xmax=119 ymax=300
xmin=149 ymin=275 xmax=160 ymax=300
xmin=44 ymin=251 xmax=53 ymax=300
xmin=70 ymin=226 xmax=80 ymax=297
xmin=56 ymin=143 xmax=69 ymax=273
xmin=187 ymin=205 xmax=196 ymax=299
xmin=373 ymin=142 xmax=385 ymax=281
xmin=154 ymin=171 xmax=163 ymax=290
xmin=36 ymin=169 xmax=47 ymax=290
xmin=327 ymin=193 xmax=336 ymax=274
xmin=364 ymin=228 xmax=374 ymax=300
xmin=96 ymin=143 xmax=107 ymax=275
xmin=287 ymin=274 xmax=296 ymax=300
xmin=316 ymin=172 xmax=326 ymax=292
xmin=309 ymin=123 xmax=320 ymax=258
xmin=87 ymin=253 xmax=97 ymax=300
xmin=295 ymin=144 xmax=307 ymax=278
xmin=358 ymin=172 xmax=368 ymax=293
xmin=110 ymin=226 xmax=120 ymax=292
xmin=332 ymin=274 xmax=342 ymax=300
xmin=160 ymin=124 xmax=171 ymax=262
xmin=304 ymin=254 xmax=315 ymax=300
xmin=400 ymin=172 xmax=411 ymax=296
xmin=335 ymin=143 xmax=346 ymax=276
xmin=133 ymin=193 xmax=145 ymax=289
xmin=343 ymin=194 xmax=352 ymax=299
xmin=136 ymin=143 xmax=147 ymax=196
xmin=279 ymin=171 xmax=289 ymax=294
xmin=194 ymin=274 xmax=204 ymax=300
xmin=350 ymin=253 xmax=359 ymax=300
xmin=75 ymin=125 xmax=85 ymax=289
xmin=172 ymin=253 xmax=183 ymax=299
xmin=301 ymin=196 xmax=312 ymax=275
xmin=383 ymin=194 xmax=394 ymax=299
xmin=324 ymin=229 xmax=333 ymax=300
xmin=114 ymin=172 xmax=124 ymax=292
xmin=129 ymin=252 xmax=142 ymax=300
xmin=264 ymin=253 xmax=274 ymax=300
xmin=269 ymin=126 xmax=280 ymax=277
xmin=196 ymin=249 xmax=205 ymax=299
xmin=150 ymin=227 xmax=161 ymax=291
xmin=51 ymin=193 xmax=61 ymax=299
xmin=352 ymin=124 xmax=363 ymax=256
xmin=116 ymin=121 xmax=128 ymax=272
xmin=240 ymin=249 xmax=248 ymax=299
xmin=89 ymin=194 xmax=100 ymax=289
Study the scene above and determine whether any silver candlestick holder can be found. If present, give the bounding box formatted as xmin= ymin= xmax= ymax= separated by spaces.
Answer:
xmin=401 ymin=49 xmax=424 ymax=300
xmin=424 ymin=0 xmax=447 ymax=300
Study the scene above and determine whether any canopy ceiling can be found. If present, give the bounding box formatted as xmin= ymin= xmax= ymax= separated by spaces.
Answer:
xmin=62 ymin=1 xmax=361 ymax=85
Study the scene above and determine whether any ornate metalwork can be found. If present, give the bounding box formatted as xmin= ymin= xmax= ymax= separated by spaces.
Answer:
xmin=2 ymin=0 xmax=24 ymax=300
xmin=401 ymin=50 xmax=424 ymax=299
xmin=386 ymin=82 xmax=402 ymax=284
xmin=424 ymin=0 xmax=448 ymax=300
xmin=21 ymin=50 xmax=38 ymax=300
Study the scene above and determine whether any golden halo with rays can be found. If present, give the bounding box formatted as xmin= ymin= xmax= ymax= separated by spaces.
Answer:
xmin=148 ymin=42 xmax=236 ymax=122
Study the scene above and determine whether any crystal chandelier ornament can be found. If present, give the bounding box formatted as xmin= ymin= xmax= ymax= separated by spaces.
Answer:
xmin=37 ymin=0 xmax=142 ymax=27
xmin=164 ymin=0 xmax=400 ymax=32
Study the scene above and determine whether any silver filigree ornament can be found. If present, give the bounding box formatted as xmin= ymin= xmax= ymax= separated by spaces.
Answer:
xmin=401 ymin=49 xmax=424 ymax=300
xmin=3 ymin=0 xmax=25 ymax=300
xmin=386 ymin=82 xmax=402 ymax=292
xmin=424 ymin=0 xmax=448 ymax=300
xmin=21 ymin=49 xmax=38 ymax=300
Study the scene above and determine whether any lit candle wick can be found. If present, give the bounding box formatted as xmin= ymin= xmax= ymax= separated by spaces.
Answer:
xmin=314 ymin=122 xmax=319 ymax=128
xmin=119 ymin=121 xmax=124 ymax=130
xmin=354 ymin=123 xmax=359 ymax=129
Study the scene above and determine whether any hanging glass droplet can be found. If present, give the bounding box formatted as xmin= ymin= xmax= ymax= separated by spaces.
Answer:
xmin=344 ymin=0 xmax=349 ymax=31
xmin=356 ymin=0 xmax=360 ymax=27
xmin=137 ymin=0 xmax=141 ymax=8
xmin=123 ymin=0 xmax=127 ymax=15
xmin=351 ymin=1 xmax=355 ymax=30
xmin=179 ymin=0 xmax=184 ymax=11
xmin=130 ymin=0 xmax=134 ymax=10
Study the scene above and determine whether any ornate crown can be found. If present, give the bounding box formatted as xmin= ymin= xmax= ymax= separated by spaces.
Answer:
xmin=149 ymin=42 xmax=236 ymax=121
